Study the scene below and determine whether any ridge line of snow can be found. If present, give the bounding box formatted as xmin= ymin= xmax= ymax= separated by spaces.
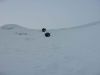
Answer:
xmin=50 ymin=20 xmax=100 ymax=31
xmin=0 ymin=20 xmax=100 ymax=31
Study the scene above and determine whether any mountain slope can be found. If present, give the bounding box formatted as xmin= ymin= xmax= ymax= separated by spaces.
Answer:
xmin=0 ymin=23 xmax=100 ymax=75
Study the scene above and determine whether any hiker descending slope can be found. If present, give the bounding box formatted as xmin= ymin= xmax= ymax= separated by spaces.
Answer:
xmin=45 ymin=32 xmax=51 ymax=37
xmin=42 ymin=28 xmax=46 ymax=32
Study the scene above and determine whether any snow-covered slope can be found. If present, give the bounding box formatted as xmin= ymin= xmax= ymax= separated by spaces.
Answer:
xmin=0 ymin=23 xmax=100 ymax=75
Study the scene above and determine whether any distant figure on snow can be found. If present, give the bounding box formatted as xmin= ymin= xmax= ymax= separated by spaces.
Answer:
xmin=45 ymin=32 xmax=51 ymax=37
xmin=42 ymin=28 xmax=46 ymax=32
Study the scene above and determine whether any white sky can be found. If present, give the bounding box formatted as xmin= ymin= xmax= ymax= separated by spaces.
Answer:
xmin=0 ymin=0 xmax=100 ymax=29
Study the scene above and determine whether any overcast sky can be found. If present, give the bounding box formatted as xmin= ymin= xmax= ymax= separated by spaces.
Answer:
xmin=0 ymin=0 xmax=100 ymax=29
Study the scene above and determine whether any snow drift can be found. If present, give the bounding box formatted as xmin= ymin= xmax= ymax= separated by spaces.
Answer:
xmin=0 ymin=22 xmax=100 ymax=75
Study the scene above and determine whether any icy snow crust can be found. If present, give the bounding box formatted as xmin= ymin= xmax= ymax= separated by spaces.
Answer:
xmin=0 ymin=22 xmax=100 ymax=75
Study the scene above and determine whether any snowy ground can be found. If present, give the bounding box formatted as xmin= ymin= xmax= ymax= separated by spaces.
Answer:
xmin=0 ymin=23 xmax=100 ymax=75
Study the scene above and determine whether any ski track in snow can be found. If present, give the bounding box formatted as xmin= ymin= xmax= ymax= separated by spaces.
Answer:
xmin=0 ymin=22 xmax=100 ymax=75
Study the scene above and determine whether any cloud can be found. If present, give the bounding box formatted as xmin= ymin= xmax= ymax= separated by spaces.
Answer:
xmin=0 ymin=0 xmax=6 ymax=2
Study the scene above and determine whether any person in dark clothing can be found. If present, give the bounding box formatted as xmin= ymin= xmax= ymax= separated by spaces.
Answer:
xmin=42 ymin=28 xmax=46 ymax=32
xmin=45 ymin=32 xmax=51 ymax=37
